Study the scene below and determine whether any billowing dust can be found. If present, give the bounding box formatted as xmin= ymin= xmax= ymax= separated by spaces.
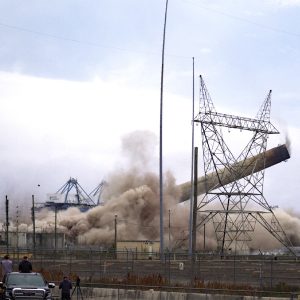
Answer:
xmin=5 ymin=131 xmax=300 ymax=251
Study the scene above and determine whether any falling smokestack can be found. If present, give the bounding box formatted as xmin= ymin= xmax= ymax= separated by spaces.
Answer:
xmin=179 ymin=144 xmax=290 ymax=202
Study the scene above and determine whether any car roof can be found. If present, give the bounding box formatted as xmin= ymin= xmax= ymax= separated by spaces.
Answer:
xmin=8 ymin=272 xmax=41 ymax=275
xmin=7 ymin=272 xmax=43 ymax=277
xmin=5 ymin=272 xmax=46 ymax=283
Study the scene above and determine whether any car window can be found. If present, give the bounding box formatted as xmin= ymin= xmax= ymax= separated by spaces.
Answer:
xmin=7 ymin=274 xmax=45 ymax=286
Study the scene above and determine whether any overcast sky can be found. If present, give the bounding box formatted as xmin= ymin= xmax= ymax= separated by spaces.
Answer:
xmin=0 ymin=0 xmax=299 ymax=217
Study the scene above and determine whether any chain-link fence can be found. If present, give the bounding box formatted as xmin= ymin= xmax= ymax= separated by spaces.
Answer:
xmin=1 ymin=246 xmax=299 ymax=291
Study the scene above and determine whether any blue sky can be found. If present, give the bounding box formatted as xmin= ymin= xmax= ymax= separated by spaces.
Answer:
xmin=0 ymin=0 xmax=299 ymax=215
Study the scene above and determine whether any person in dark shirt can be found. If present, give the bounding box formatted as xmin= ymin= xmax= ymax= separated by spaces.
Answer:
xmin=59 ymin=276 xmax=72 ymax=300
xmin=18 ymin=256 xmax=32 ymax=273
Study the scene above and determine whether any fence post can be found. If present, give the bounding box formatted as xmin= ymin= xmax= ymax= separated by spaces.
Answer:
xmin=69 ymin=247 xmax=72 ymax=275
xmin=99 ymin=247 xmax=102 ymax=278
xmin=259 ymin=259 xmax=262 ymax=288
xmin=131 ymin=250 xmax=134 ymax=273
xmin=233 ymin=254 xmax=236 ymax=284
xmin=168 ymin=251 xmax=171 ymax=285
xmin=89 ymin=247 xmax=93 ymax=283
xmin=270 ymin=257 xmax=273 ymax=288
xmin=198 ymin=252 xmax=201 ymax=280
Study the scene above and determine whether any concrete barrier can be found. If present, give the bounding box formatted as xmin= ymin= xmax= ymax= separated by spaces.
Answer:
xmin=51 ymin=286 xmax=296 ymax=299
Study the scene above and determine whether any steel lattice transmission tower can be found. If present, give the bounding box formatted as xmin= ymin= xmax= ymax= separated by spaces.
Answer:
xmin=193 ymin=76 xmax=294 ymax=255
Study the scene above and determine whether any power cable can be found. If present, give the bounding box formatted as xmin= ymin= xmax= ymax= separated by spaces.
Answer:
xmin=0 ymin=21 xmax=190 ymax=59
xmin=180 ymin=0 xmax=300 ymax=38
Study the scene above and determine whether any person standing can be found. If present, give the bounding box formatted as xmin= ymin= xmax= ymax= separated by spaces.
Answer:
xmin=1 ymin=255 xmax=12 ymax=280
xmin=18 ymin=256 xmax=32 ymax=273
xmin=59 ymin=276 xmax=72 ymax=300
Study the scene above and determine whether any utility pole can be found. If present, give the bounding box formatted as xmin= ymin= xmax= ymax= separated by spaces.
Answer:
xmin=31 ymin=195 xmax=36 ymax=257
xmin=204 ymin=223 xmax=206 ymax=250
xmin=168 ymin=209 xmax=171 ymax=250
xmin=16 ymin=205 xmax=19 ymax=257
xmin=114 ymin=215 xmax=117 ymax=258
xmin=159 ymin=0 xmax=169 ymax=260
xmin=189 ymin=57 xmax=195 ymax=257
xmin=5 ymin=195 xmax=9 ymax=254
xmin=54 ymin=205 xmax=57 ymax=252
xmin=192 ymin=147 xmax=198 ymax=261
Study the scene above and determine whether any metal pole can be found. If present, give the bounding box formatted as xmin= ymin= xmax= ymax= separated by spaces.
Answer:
xmin=192 ymin=147 xmax=198 ymax=261
xmin=203 ymin=223 xmax=206 ymax=250
xmin=54 ymin=205 xmax=57 ymax=252
xmin=16 ymin=206 xmax=19 ymax=259
xmin=159 ymin=0 xmax=169 ymax=261
xmin=189 ymin=57 xmax=195 ymax=257
xmin=114 ymin=215 xmax=117 ymax=258
xmin=5 ymin=195 xmax=9 ymax=254
xmin=270 ymin=258 xmax=273 ymax=288
xmin=233 ymin=253 xmax=236 ymax=284
xmin=31 ymin=195 xmax=36 ymax=257
xmin=168 ymin=209 xmax=171 ymax=250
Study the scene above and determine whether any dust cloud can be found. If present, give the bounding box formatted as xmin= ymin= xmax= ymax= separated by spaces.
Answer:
xmin=38 ymin=130 xmax=186 ymax=248
xmin=4 ymin=130 xmax=300 ymax=252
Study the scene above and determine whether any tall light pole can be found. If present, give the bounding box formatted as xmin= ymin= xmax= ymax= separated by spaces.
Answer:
xmin=189 ymin=57 xmax=195 ymax=256
xmin=5 ymin=195 xmax=9 ymax=254
xmin=159 ymin=0 xmax=169 ymax=261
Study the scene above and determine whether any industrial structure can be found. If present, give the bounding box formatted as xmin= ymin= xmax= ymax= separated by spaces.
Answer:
xmin=37 ymin=178 xmax=106 ymax=212
xmin=1 ymin=77 xmax=293 ymax=257
xmin=88 ymin=180 xmax=107 ymax=205
xmin=189 ymin=76 xmax=293 ymax=255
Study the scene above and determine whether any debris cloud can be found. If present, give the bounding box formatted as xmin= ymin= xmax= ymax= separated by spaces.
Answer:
xmin=4 ymin=131 xmax=300 ymax=252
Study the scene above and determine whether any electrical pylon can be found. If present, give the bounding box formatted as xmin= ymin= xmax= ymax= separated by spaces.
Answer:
xmin=193 ymin=76 xmax=294 ymax=255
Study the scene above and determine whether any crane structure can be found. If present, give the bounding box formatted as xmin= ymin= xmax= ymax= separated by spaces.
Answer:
xmin=36 ymin=178 xmax=108 ymax=212
xmin=56 ymin=177 xmax=95 ymax=206
xmin=193 ymin=76 xmax=293 ymax=255
xmin=89 ymin=180 xmax=107 ymax=205
xmin=38 ymin=178 xmax=97 ymax=212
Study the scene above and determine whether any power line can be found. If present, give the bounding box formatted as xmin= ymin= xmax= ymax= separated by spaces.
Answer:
xmin=0 ymin=1 xmax=298 ymax=64
xmin=180 ymin=0 xmax=300 ymax=38
xmin=0 ymin=21 xmax=142 ymax=51
xmin=0 ymin=21 xmax=190 ymax=59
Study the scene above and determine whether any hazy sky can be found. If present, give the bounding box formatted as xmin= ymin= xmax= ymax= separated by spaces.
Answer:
xmin=0 ymin=0 xmax=299 ymax=218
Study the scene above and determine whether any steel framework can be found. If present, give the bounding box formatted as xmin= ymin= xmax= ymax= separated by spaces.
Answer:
xmin=89 ymin=180 xmax=107 ymax=205
xmin=193 ymin=76 xmax=293 ymax=255
xmin=35 ymin=178 xmax=96 ymax=212
xmin=56 ymin=177 xmax=95 ymax=206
